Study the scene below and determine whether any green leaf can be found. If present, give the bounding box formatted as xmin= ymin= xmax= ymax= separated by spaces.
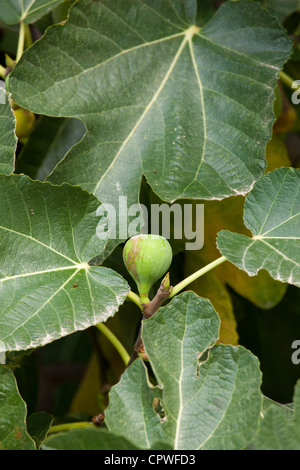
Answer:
xmin=9 ymin=0 xmax=292 ymax=214
xmin=0 ymin=174 xmax=129 ymax=352
xmin=27 ymin=411 xmax=53 ymax=449
xmin=262 ymin=396 xmax=294 ymax=420
xmin=254 ymin=381 xmax=300 ymax=450
xmin=51 ymin=1 xmax=76 ymax=25
xmin=258 ymin=0 xmax=300 ymax=22
xmin=15 ymin=116 xmax=86 ymax=181
xmin=0 ymin=366 xmax=35 ymax=450
xmin=0 ymin=0 xmax=66 ymax=25
xmin=217 ymin=168 xmax=300 ymax=287
xmin=0 ymin=90 xmax=16 ymax=174
xmin=43 ymin=428 xmax=143 ymax=450
xmin=105 ymin=292 xmax=262 ymax=450
xmin=184 ymin=250 xmax=239 ymax=345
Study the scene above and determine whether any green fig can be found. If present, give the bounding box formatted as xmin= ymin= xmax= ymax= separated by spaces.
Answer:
xmin=123 ymin=234 xmax=173 ymax=304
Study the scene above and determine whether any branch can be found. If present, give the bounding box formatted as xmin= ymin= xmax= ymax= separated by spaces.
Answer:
xmin=127 ymin=273 xmax=172 ymax=366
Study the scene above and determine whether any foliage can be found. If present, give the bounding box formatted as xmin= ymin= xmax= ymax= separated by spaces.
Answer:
xmin=0 ymin=0 xmax=299 ymax=451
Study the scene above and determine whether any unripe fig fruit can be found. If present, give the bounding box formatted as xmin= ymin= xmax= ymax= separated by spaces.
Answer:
xmin=123 ymin=234 xmax=173 ymax=303
xmin=14 ymin=107 xmax=36 ymax=139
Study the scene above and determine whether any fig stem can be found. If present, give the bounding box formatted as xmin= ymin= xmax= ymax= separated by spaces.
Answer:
xmin=279 ymin=71 xmax=298 ymax=90
xmin=16 ymin=21 xmax=25 ymax=63
xmin=127 ymin=275 xmax=173 ymax=367
xmin=127 ymin=290 xmax=143 ymax=310
xmin=48 ymin=421 xmax=94 ymax=434
xmin=140 ymin=293 xmax=150 ymax=304
xmin=127 ymin=257 xmax=227 ymax=367
xmin=143 ymin=273 xmax=172 ymax=318
xmin=96 ymin=322 xmax=130 ymax=366
xmin=169 ymin=255 xmax=227 ymax=298
xmin=24 ymin=24 xmax=33 ymax=49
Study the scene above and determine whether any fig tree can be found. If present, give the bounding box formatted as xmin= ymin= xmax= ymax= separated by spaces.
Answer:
xmin=123 ymin=234 xmax=173 ymax=304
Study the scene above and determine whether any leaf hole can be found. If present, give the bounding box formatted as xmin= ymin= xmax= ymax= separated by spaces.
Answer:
xmin=152 ymin=397 xmax=167 ymax=423
xmin=196 ymin=349 xmax=210 ymax=379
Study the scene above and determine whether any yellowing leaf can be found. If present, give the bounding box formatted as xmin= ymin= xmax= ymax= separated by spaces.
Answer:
xmin=265 ymin=135 xmax=291 ymax=173
xmin=184 ymin=251 xmax=238 ymax=345
xmin=70 ymin=353 xmax=102 ymax=416
xmin=218 ymin=168 xmax=300 ymax=288
xmin=273 ymin=105 xmax=297 ymax=134
xmin=199 ymin=196 xmax=287 ymax=309
xmin=106 ymin=292 xmax=262 ymax=450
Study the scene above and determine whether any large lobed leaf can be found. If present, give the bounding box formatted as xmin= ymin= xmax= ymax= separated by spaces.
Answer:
xmin=217 ymin=168 xmax=300 ymax=287
xmin=184 ymin=251 xmax=239 ymax=345
xmin=9 ymin=0 xmax=291 ymax=216
xmin=258 ymin=0 xmax=300 ymax=22
xmin=0 ymin=0 xmax=66 ymax=24
xmin=43 ymin=428 xmax=144 ymax=450
xmin=0 ymin=367 xmax=35 ymax=450
xmin=105 ymin=292 xmax=262 ymax=450
xmin=0 ymin=90 xmax=16 ymax=174
xmin=26 ymin=411 xmax=53 ymax=449
xmin=0 ymin=174 xmax=129 ymax=352
xmin=15 ymin=116 xmax=86 ymax=181
xmin=254 ymin=381 xmax=300 ymax=450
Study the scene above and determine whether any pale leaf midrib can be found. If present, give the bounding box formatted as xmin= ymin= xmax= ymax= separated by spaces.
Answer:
xmin=93 ymin=26 xmax=199 ymax=196
xmin=22 ymin=0 xmax=58 ymax=21
xmin=0 ymin=224 xmax=79 ymax=265
xmin=173 ymin=325 xmax=185 ymax=450
xmin=255 ymin=238 xmax=300 ymax=267
xmin=173 ymin=297 xmax=190 ymax=450
xmin=0 ymin=263 xmax=88 ymax=284
xmin=19 ymin=31 xmax=186 ymax=107
xmin=256 ymin=171 xmax=289 ymax=236
xmin=197 ymin=30 xmax=281 ymax=72
xmin=255 ymin=213 xmax=300 ymax=238
xmin=1 ymin=266 xmax=83 ymax=344
xmin=197 ymin=371 xmax=239 ymax=450
xmin=187 ymin=38 xmax=206 ymax=185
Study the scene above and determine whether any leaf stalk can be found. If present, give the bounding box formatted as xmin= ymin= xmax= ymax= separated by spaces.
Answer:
xmin=16 ymin=22 xmax=26 ymax=63
xmin=96 ymin=322 xmax=130 ymax=366
xmin=48 ymin=421 xmax=93 ymax=435
xmin=169 ymin=255 xmax=227 ymax=298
